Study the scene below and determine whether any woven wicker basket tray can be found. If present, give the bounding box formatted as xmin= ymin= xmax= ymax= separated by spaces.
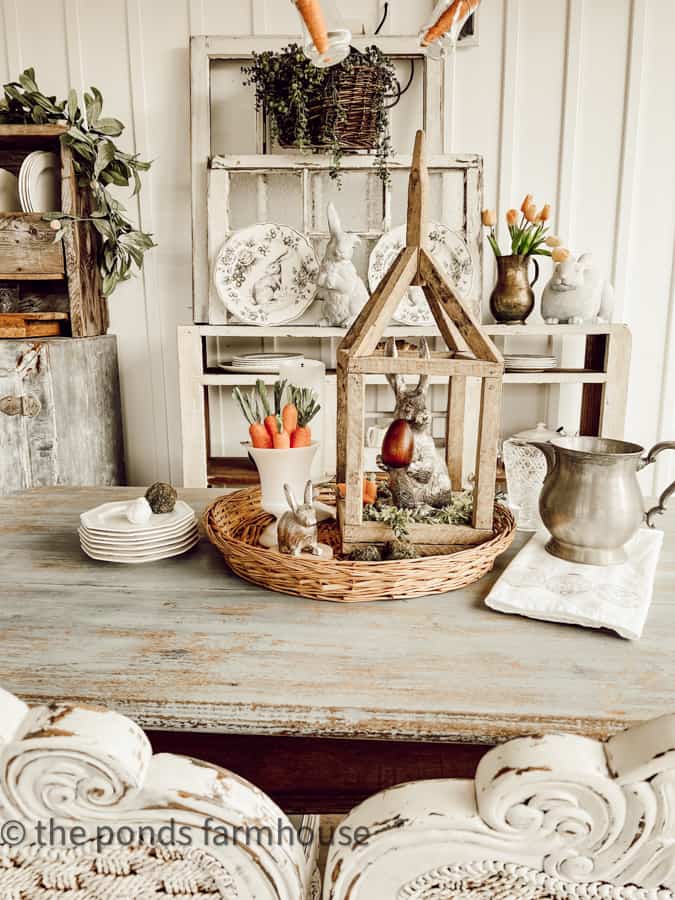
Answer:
xmin=204 ymin=487 xmax=516 ymax=603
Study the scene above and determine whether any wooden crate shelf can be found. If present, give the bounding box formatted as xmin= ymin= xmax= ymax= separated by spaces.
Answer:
xmin=0 ymin=125 xmax=107 ymax=337
xmin=0 ymin=312 xmax=68 ymax=338
xmin=0 ymin=213 xmax=65 ymax=280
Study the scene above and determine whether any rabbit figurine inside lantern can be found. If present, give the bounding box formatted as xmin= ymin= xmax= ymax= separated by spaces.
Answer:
xmin=316 ymin=203 xmax=369 ymax=327
xmin=378 ymin=338 xmax=454 ymax=510
xmin=541 ymin=252 xmax=614 ymax=324
xmin=277 ymin=481 xmax=333 ymax=558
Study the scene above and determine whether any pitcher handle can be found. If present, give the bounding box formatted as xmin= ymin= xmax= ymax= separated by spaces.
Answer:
xmin=641 ymin=442 xmax=675 ymax=527
xmin=530 ymin=257 xmax=539 ymax=287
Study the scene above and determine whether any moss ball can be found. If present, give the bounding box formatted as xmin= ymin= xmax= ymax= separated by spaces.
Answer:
xmin=383 ymin=540 xmax=418 ymax=560
xmin=348 ymin=546 xmax=382 ymax=562
xmin=145 ymin=481 xmax=177 ymax=514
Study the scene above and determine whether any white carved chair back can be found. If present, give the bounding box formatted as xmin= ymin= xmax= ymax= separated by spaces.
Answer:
xmin=325 ymin=716 xmax=675 ymax=899
xmin=0 ymin=688 xmax=318 ymax=899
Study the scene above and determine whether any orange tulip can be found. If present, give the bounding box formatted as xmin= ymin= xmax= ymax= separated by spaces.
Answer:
xmin=520 ymin=193 xmax=533 ymax=213
xmin=481 ymin=209 xmax=497 ymax=227
xmin=538 ymin=203 xmax=551 ymax=222
xmin=506 ymin=209 xmax=518 ymax=226
xmin=552 ymin=247 xmax=570 ymax=263
xmin=524 ymin=203 xmax=538 ymax=223
xmin=545 ymin=235 xmax=561 ymax=248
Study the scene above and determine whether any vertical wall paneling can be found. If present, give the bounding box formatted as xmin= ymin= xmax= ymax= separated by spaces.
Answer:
xmin=251 ymin=0 xmax=266 ymax=34
xmin=63 ymin=0 xmax=86 ymax=101
xmin=546 ymin=0 xmax=584 ymax=431
xmin=124 ymin=0 xmax=172 ymax=482
xmin=611 ymin=0 xmax=646 ymax=324
xmin=0 ymin=1 xmax=9 ymax=80
xmin=655 ymin=243 xmax=675 ymax=493
xmin=496 ymin=0 xmax=519 ymax=246
xmin=2 ymin=0 xmax=21 ymax=76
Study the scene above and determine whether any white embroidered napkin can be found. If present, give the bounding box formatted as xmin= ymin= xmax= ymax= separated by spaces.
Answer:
xmin=485 ymin=528 xmax=664 ymax=640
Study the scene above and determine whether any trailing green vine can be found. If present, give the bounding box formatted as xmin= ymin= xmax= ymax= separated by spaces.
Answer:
xmin=0 ymin=68 xmax=155 ymax=296
xmin=243 ymin=44 xmax=397 ymax=185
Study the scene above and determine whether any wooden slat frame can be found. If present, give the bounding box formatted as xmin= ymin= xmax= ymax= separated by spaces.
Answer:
xmin=206 ymin=156 xmax=482 ymax=324
xmin=350 ymin=356 xmax=500 ymax=377
xmin=190 ymin=34 xmax=470 ymax=323
xmin=446 ymin=375 xmax=467 ymax=490
xmin=337 ymin=132 xmax=503 ymax=549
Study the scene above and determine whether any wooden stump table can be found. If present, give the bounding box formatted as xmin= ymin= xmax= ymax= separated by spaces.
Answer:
xmin=1 ymin=486 xmax=674 ymax=815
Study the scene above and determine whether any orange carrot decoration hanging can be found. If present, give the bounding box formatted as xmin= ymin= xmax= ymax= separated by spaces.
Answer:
xmin=421 ymin=0 xmax=481 ymax=49
xmin=294 ymin=0 xmax=329 ymax=56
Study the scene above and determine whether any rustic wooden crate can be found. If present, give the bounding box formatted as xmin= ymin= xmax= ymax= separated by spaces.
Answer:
xmin=0 ymin=335 xmax=125 ymax=493
xmin=0 ymin=124 xmax=107 ymax=337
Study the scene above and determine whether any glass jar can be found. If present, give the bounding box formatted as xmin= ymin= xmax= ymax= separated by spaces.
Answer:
xmin=291 ymin=0 xmax=351 ymax=68
xmin=503 ymin=423 xmax=561 ymax=531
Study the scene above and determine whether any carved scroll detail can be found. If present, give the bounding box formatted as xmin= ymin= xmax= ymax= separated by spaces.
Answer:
xmin=398 ymin=860 xmax=674 ymax=899
xmin=327 ymin=717 xmax=675 ymax=899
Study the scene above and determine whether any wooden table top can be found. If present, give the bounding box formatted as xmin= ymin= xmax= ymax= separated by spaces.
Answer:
xmin=1 ymin=486 xmax=673 ymax=744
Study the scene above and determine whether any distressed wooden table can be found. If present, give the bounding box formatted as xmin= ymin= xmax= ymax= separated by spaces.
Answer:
xmin=2 ymin=486 xmax=673 ymax=812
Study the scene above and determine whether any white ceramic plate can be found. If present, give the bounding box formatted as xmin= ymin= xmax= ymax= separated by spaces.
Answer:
xmin=80 ymin=534 xmax=200 ymax=564
xmin=19 ymin=151 xmax=59 ymax=213
xmin=78 ymin=518 xmax=197 ymax=545
xmin=369 ymin=223 xmax=474 ymax=325
xmin=80 ymin=500 xmax=195 ymax=534
xmin=213 ymin=224 xmax=319 ymax=326
xmin=0 ymin=168 xmax=20 ymax=212
xmin=78 ymin=523 xmax=199 ymax=550
xmin=79 ymin=527 xmax=199 ymax=554
xmin=219 ymin=363 xmax=298 ymax=374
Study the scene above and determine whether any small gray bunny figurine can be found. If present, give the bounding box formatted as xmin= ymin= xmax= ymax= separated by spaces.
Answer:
xmin=277 ymin=481 xmax=322 ymax=556
xmin=379 ymin=338 xmax=453 ymax=510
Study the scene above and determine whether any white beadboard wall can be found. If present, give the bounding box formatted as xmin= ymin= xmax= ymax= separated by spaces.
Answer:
xmin=3 ymin=0 xmax=674 ymax=490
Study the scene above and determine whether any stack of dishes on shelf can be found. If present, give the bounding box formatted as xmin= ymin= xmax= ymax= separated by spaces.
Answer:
xmin=504 ymin=353 xmax=558 ymax=373
xmin=0 ymin=168 xmax=20 ymax=211
xmin=219 ymin=352 xmax=304 ymax=374
xmin=18 ymin=151 xmax=59 ymax=213
xmin=79 ymin=500 xmax=199 ymax=564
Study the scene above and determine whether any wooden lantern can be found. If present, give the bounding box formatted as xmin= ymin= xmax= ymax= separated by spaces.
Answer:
xmin=336 ymin=130 xmax=504 ymax=554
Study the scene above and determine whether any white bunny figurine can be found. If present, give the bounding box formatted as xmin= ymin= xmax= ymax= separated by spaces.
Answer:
xmin=315 ymin=203 xmax=369 ymax=328
xmin=541 ymin=253 xmax=614 ymax=324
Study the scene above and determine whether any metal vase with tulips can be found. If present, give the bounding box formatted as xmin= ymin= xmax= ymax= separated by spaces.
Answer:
xmin=482 ymin=197 xmax=570 ymax=325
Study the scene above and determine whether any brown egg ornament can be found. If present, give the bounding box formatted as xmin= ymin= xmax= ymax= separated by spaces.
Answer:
xmin=381 ymin=418 xmax=414 ymax=468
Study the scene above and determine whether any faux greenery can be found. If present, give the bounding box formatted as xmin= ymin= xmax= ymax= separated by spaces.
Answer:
xmin=0 ymin=68 xmax=154 ymax=296
xmin=242 ymin=44 xmax=397 ymax=184
xmin=363 ymin=491 xmax=474 ymax=541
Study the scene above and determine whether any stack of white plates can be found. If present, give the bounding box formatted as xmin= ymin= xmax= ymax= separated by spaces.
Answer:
xmin=219 ymin=352 xmax=304 ymax=374
xmin=0 ymin=168 xmax=20 ymax=211
xmin=505 ymin=354 xmax=558 ymax=372
xmin=18 ymin=151 xmax=59 ymax=213
xmin=79 ymin=500 xmax=199 ymax=564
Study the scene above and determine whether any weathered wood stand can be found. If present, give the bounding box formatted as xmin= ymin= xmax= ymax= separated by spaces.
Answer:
xmin=336 ymin=130 xmax=504 ymax=553
xmin=0 ymin=336 xmax=124 ymax=494
xmin=0 ymin=124 xmax=107 ymax=337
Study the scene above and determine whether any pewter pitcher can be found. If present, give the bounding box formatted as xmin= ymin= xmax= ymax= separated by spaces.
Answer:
xmin=529 ymin=437 xmax=675 ymax=565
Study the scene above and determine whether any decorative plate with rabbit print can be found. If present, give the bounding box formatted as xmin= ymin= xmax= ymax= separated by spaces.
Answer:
xmin=368 ymin=224 xmax=475 ymax=325
xmin=214 ymin=224 xmax=320 ymax=325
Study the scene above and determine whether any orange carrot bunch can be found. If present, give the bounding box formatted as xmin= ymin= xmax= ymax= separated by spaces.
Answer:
xmin=233 ymin=386 xmax=273 ymax=448
xmin=289 ymin=385 xmax=320 ymax=448
xmin=233 ymin=379 xmax=320 ymax=450
xmin=294 ymin=0 xmax=329 ymax=55
xmin=422 ymin=0 xmax=481 ymax=49
xmin=337 ymin=479 xmax=378 ymax=505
